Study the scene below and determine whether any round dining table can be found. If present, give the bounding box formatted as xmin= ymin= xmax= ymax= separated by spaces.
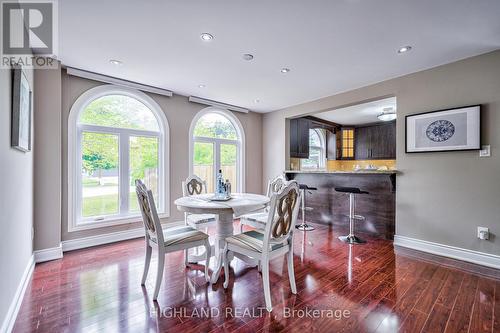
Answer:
xmin=174 ymin=193 xmax=270 ymax=283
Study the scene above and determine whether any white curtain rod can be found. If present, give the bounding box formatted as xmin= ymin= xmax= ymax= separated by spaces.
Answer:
xmin=188 ymin=96 xmax=249 ymax=113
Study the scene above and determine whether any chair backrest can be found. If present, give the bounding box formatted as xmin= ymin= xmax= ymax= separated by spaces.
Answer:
xmin=135 ymin=179 xmax=164 ymax=245
xmin=266 ymin=175 xmax=287 ymax=197
xmin=263 ymin=180 xmax=301 ymax=251
xmin=182 ymin=175 xmax=208 ymax=196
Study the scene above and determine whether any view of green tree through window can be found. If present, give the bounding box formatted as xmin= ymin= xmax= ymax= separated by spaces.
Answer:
xmin=78 ymin=94 xmax=162 ymax=222
xmin=192 ymin=112 xmax=241 ymax=192
xmin=193 ymin=142 xmax=214 ymax=192
xmin=129 ymin=136 xmax=159 ymax=211
xmin=82 ymin=132 xmax=119 ymax=217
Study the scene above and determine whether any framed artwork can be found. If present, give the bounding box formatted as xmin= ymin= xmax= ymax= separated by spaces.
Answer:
xmin=11 ymin=67 xmax=32 ymax=152
xmin=406 ymin=105 xmax=481 ymax=153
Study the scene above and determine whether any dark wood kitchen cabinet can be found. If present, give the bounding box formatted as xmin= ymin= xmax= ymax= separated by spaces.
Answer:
xmin=355 ymin=121 xmax=396 ymax=159
xmin=290 ymin=118 xmax=310 ymax=158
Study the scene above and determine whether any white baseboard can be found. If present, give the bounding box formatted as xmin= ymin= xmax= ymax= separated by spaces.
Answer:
xmin=1 ymin=254 xmax=34 ymax=333
xmin=62 ymin=228 xmax=145 ymax=252
xmin=394 ymin=235 xmax=500 ymax=270
xmin=34 ymin=244 xmax=63 ymax=263
xmin=61 ymin=221 xmax=184 ymax=252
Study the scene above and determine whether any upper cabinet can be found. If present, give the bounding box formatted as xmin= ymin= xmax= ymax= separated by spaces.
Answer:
xmin=289 ymin=118 xmax=310 ymax=158
xmin=355 ymin=121 xmax=396 ymax=160
xmin=340 ymin=127 xmax=355 ymax=160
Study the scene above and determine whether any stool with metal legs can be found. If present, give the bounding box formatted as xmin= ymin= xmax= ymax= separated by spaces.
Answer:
xmin=295 ymin=184 xmax=317 ymax=231
xmin=335 ymin=187 xmax=369 ymax=244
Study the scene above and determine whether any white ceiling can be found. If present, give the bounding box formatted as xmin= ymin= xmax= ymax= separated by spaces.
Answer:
xmin=314 ymin=97 xmax=396 ymax=125
xmin=58 ymin=0 xmax=500 ymax=113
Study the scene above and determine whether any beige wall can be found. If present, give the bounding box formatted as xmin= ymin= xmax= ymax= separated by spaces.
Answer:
xmin=0 ymin=67 xmax=34 ymax=329
xmin=58 ymin=71 xmax=263 ymax=241
xmin=263 ymin=50 xmax=500 ymax=256
xmin=34 ymin=65 xmax=62 ymax=250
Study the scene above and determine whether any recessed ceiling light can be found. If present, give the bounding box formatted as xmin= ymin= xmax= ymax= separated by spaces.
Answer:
xmin=397 ymin=46 xmax=412 ymax=54
xmin=254 ymin=99 xmax=260 ymax=103
xmin=109 ymin=59 xmax=123 ymax=66
xmin=280 ymin=68 xmax=290 ymax=73
xmin=200 ymin=33 xmax=214 ymax=41
xmin=198 ymin=84 xmax=206 ymax=88
xmin=377 ymin=107 xmax=397 ymax=121
xmin=242 ymin=53 xmax=254 ymax=61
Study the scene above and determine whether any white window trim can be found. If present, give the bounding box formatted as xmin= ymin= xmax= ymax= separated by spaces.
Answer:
xmin=188 ymin=107 xmax=245 ymax=192
xmin=301 ymin=128 xmax=327 ymax=170
xmin=68 ymin=85 xmax=170 ymax=232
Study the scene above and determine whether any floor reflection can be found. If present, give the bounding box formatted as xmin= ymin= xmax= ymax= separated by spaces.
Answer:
xmin=13 ymin=221 xmax=499 ymax=333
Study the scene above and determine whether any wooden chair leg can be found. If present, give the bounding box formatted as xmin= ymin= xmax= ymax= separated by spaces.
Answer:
xmin=204 ymin=240 xmax=211 ymax=283
xmin=262 ymin=259 xmax=272 ymax=311
xmin=287 ymin=248 xmax=297 ymax=294
xmin=141 ymin=244 xmax=152 ymax=286
xmin=223 ymin=245 xmax=230 ymax=289
xmin=153 ymin=248 xmax=165 ymax=300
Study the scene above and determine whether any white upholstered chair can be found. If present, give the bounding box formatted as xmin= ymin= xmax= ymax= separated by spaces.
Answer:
xmin=222 ymin=181 xmax=301 ymax=311
xmin=239 ymin=175 xmax=287 ymax=232
xmin=135 ymin=180 xmax=211 ymax=300
xmin=182 ymin=175 xmax=218 ymax=228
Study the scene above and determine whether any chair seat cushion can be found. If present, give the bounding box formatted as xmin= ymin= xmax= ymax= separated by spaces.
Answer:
xmin=187 ymin=213 xmax=217 ymax=225
xmin=151 ymin=225 xmax=208 ymax=247
xmin=240 ymin=212 xmax=269 ymax=226
xmin=226 ymin=230 xmax=284 ymax=253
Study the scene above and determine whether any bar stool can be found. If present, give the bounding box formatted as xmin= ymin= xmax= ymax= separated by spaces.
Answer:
xmin=335 ymin=187 xmax=369 ymax=244
xmin=295 ymin=184 xmax=317 ymax=231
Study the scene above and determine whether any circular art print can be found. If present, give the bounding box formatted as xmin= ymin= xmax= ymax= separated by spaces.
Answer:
xmin=426 ymin=120 xmax=455 ymax=142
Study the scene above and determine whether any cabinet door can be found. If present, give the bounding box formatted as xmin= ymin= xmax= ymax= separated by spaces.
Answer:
xmin=326 ymin=130 xmax=336 ymax=160
xmin=370 ymin=122 xmax=396 ymax=159
xmin=289 ymin=118 xmax=310 ymax=158
xmin=298 ymin=118 xmax=310 ymax=157
xmin=289 ymin=119 xmax=299 ymax=158
xmin=355 ymin=126 xmax=370 ymax=160
xmin=385 ymin=121 xmax=396 ymax=158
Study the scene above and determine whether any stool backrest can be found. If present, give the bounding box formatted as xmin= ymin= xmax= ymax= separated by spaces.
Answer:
xmin=266 ymin=175 xmax=287 ymax=197
xmin=135 ymin=179 xmax=164 ymax=245
xmin=263 ymin=181 xmax=301 ymax=249
xmin=182 ymin=175 xmax=208 ymax=196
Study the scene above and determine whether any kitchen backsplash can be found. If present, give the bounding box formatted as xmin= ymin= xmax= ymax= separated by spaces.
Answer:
xmin=327 ymin=159 xmax=396 ymax=171
xmin=289 ymin=158 xmax=396 ymax=171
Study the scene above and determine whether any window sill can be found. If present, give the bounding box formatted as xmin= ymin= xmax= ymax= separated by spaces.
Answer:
xmin=69 ymin=212 xmax=170 ymax=232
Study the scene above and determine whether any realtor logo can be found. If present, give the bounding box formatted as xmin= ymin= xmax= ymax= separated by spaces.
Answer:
xmin=1 ymin=0 xmax=58 ymax=68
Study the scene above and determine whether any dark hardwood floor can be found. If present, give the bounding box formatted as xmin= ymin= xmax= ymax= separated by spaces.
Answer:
xmin=13 ymin=221 xmax=499 ymax=333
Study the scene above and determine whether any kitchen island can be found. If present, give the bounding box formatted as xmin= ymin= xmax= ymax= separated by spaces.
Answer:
xmin=285 ymin=170 xmax=397 ymax=240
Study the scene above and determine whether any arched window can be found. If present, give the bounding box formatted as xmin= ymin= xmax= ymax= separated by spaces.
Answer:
xmin=68 ymin=85 xmax=169 ymax=231
xmin=189 ymin=108 xmax=245 ymax=192
xmin=301 ymin=129 xmax=326 ymax=169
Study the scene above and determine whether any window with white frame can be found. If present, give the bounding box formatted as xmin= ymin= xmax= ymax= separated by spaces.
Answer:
xmin=68 ymin=86 xmax=168 ymax=231
xmin=301 ymin=128 xmax=326 ymax=169
xmin=190 ymin=108 xmax=245 ymax=192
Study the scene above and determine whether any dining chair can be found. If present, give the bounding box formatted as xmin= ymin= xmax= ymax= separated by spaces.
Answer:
xmin=135 ymin=180 xmax=211 ymax=301
xmin=182 ymin=175 xmax=218 ymax=229
xmin=239 ymin=175 xmax=287 ymax=232
xmin=222 ymin=181 xmax=301 ymax=311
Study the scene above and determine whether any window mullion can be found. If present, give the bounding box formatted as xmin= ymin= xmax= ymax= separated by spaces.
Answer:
xmin=119 ymin=133 xmax=130 ymax=215
xmin=215 ymin=141 xmax=221 ymax=188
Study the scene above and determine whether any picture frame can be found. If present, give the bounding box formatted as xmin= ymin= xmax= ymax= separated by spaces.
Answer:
xmin=405 ymin=105 xmax=481 ymax=153
xmin=11 ymin=67 xmax=32 ymax=152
